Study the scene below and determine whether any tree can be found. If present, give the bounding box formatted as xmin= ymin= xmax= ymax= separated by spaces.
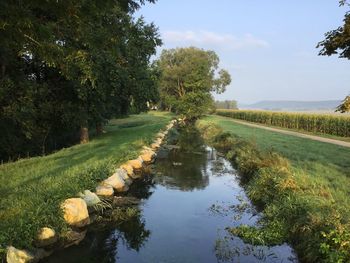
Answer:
xmin=336 ymin=96 xmax=350 ymax=112
xmin=317 ymin=0 xmax=350 ymax=112
xmin=0 ymin=0 xmax=161 ymax=160
xmin=215 ymin=100 xmax=238 ymax=110
xmin=156 ymin=47 xmax=231 ymax=120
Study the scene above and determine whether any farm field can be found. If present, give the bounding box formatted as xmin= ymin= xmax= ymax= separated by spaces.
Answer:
xmin=0 ymin=112 xmax=172 ymax=254
xmin=216 ymin=109 xmax=350 ymax=138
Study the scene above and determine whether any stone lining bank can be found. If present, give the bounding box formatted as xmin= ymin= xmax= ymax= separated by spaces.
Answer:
xmin=6 ymin=119 xmax=178 ymax=263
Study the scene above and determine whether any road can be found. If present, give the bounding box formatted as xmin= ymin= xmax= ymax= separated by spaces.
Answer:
xmin=228 ymin=119 xmax=350 ymax=148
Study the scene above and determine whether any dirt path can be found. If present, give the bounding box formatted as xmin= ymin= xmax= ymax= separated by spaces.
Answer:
xmin=228 ymin=119 xmax=350 ymax=148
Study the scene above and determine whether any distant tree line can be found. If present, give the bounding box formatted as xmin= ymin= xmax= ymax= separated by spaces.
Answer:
xmin=215 ymin=100 xmax=237 ymax=110
xmin=0 ymin=0 xmax=161 ymax=161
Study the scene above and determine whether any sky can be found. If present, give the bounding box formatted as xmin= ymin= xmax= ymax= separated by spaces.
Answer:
xmin=135 ymin=0 xmax=350 ymax=104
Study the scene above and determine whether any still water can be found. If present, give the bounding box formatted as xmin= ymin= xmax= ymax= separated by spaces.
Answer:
xmin=45 ymin=147 xmax=298 ymax=263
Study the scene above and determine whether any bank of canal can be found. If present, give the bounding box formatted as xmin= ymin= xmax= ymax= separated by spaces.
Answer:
xmin=44 ymin=143 xmax=297 ymax=262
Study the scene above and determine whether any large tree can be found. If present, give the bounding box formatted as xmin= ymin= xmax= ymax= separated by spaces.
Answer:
xmin=317 ymin=0 xmax=350 ymax=112
xmin=156 ymin=47 xmax=231 ymax=120
xmin=0 ymin=0 xmax=161 ymax=160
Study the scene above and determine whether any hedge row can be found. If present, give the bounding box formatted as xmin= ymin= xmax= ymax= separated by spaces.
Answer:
xmin=216 ymin=110 xmax=350 ymax=137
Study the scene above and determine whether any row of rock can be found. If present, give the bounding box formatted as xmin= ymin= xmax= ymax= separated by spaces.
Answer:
xmin=6 ymin=119 xmax=176 ymax=263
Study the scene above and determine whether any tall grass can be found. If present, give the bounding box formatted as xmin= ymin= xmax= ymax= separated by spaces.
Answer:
xmin=197 ymin=120 xmax=350 ymax=262
xmin=216 ymin=109 xmax=350 ymax=137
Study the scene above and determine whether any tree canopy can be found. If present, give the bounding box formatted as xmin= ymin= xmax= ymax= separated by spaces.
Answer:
xmin=0 ymin=0 xmax=161 ymax=160
xmin=156 ymin=47 xmax=231 ymax=120
xmin=317 ymin=0 xmax=350 ymax=112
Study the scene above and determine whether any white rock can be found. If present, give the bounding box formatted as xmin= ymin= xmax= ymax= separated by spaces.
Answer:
xmin=115 ymin=168 xmax=132 ymax=186
xmin=127 ymin=159 xmax=144 ymax=171
xmin=102 ymin=173 xmax=128 ymax=192
xmin=78 ymin=190 xmax=101 ymax=207
xmin=6 ymin=247 xmax=35 ymax=263
xmin=61 ymin=198 xmax=90 ymax=228
xmin=96 ymin=185 xmax=114 ymax=197
xmin=120 ymin=164 xmax=134 ymax=178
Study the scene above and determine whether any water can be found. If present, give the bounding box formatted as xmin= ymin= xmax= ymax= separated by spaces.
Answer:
xmin=44 ymin=147 xmax=298 ymax=263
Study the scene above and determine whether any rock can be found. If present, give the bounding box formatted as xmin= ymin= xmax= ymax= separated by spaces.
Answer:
xmin=78 ymin=190 xmax=101 ymax=207
xmin=156 ymin=132 xmax=165 ymax=139
xmin=120 ymin=164 xmax=134 ymax=177
xmin=115 ymin=168 xmax=132 ymax=186
xmin=127 ymin=159 xmax=143 ymax=171
xmin=35 ymin=227 xmax=57 ymax=248
xmin=151 ymin=143 xmax=160 ymax=150
xmin=142 ymin=146 xmax=154 ymax=151
xmin=141 ymin=148 xmax=156 ymax=156
xmin=6 ymin=246 xmax=35 ymax=263
xmin=96 ymin=185 xmax=114 ymax=197
xmin=102 ymin=173 xmax=129 ymax=192
xmin=61 ymin=198 xmax=90 ymax=228
xmin=64 ymin=229 xmax=87 ymax=248
xmin=155 ymin=138 xmax=162 ymax=144
xmin=140 ymin=152 xmax=154 ymax=164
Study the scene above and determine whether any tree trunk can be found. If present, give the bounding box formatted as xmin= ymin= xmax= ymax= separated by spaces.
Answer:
xmin=96 ymin=123 xmax=103 ymax=135
xmin=80 ymin=126 xmax=89 ymax=144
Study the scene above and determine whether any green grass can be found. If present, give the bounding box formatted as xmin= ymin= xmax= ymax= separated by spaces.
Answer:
xmin=202 ymin=115 xmax=350 ymax=217
xmin=232 ymin=118 xmax=350 ymax=143
xmin=198 ymin=116 xmax=350 ymax=262
xmin=0 ymin=112 xmax=172 ymax=253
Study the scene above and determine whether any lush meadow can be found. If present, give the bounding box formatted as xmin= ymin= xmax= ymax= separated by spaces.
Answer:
xmin=0 ymin=112 xmax=172 ymax=258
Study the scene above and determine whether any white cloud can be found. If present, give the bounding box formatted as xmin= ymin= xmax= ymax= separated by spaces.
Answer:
xmin=162 ymin=30 xmax=269 ymax=50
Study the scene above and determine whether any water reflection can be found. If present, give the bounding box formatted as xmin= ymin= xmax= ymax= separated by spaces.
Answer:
xmin=154 ymin=150 xmax=210 ymax=191
xmin=215 ymin=234 xmax=298 ymax=263
xmin=44 ymin=207 xmax=151 ymax=263
xmin=44 ymin=129 xmax=298 ymax=263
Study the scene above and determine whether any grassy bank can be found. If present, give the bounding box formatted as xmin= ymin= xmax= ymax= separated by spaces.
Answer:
xmin=198 ymin=115 xmax=350 ymax=262
xmin=0 ymin=112 xmax=172 ymax=256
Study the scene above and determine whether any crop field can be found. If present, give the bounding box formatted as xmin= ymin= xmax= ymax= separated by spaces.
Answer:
xmin=216 ymin=109 xmax=350 ymax=137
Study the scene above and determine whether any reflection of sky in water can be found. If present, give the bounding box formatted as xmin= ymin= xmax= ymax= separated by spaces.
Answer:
xmin=44 ymin=147 xmax=298 ymax=263
xmin=116 ymin=148 xmax=298 ymax=263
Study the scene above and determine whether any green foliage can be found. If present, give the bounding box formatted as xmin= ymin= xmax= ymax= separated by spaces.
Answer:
xmin=216 ymin=109 xmax=350 ymax=137
xmin=0 ymin=112 xmax=172 ymax=257
xmin=177 ymin=124 xmax=205 ymax=152
xmin=336 ymin=96 xmax=350 ymax=113
xmin=197 ymin=119 xmax=350 ymax=262
xmin=317 ymin=1 xmax=350 ymax=114
xmin=0 ymin=0 xmax=161 ymax=161
xmin=155 ymin=47 xmax=231 ymax=120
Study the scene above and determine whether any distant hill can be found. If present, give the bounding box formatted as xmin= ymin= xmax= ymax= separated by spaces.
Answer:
xmin=238 ymin=100 xmax=342 ymax=111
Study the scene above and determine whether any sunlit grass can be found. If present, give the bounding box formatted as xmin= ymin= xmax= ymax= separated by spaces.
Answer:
xmin=0 ymin=112 xmax=172 ymax=253
xmin=202 ymin=115 xmax=350 ymax=217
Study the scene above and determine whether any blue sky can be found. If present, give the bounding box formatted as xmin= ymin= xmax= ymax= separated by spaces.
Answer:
xmin=136 ymin=0 xmax=350 ymax=104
